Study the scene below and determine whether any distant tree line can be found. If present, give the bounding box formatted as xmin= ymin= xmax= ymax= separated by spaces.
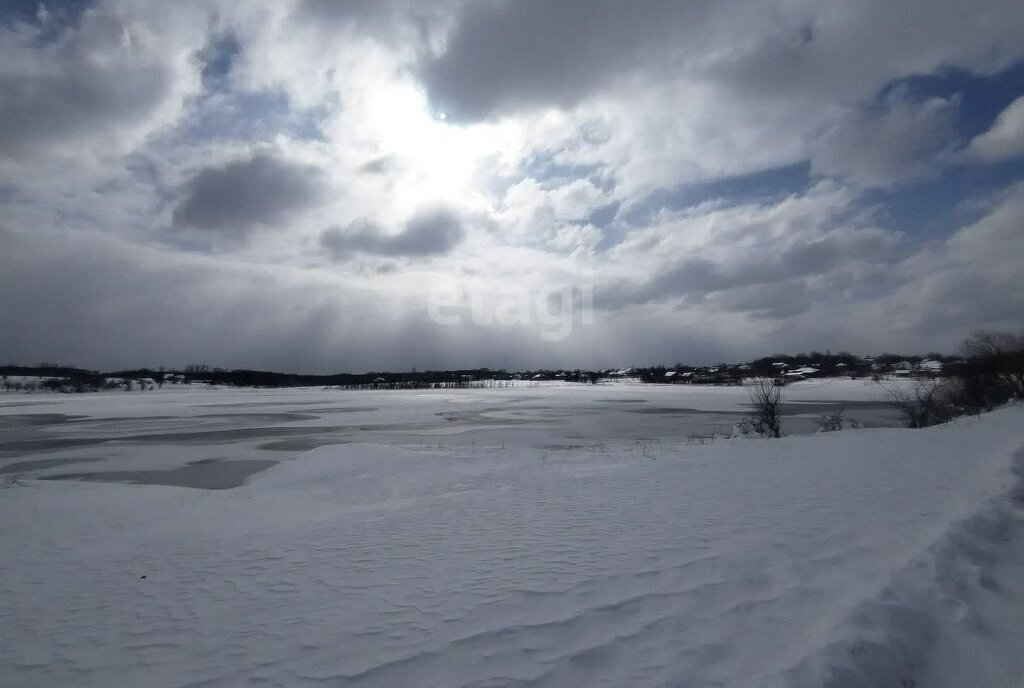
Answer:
xmin=0 ymin=365 xmax=527 ymax=392
xmin=887 ymin=330 xmax=1024 ymax=427
xmin=3 ymin=331 xmax=1020 ymax=405
xmin=0 ymin=365 xmax=105 ymax=393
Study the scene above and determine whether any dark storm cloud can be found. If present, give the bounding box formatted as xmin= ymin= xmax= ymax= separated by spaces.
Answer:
xmin=299 ymin=0 xmax=394 ymax=25
xmin=320 ymin=207 xmax=465 ymax=259
xmin=707 ymin=281 xmax=813 ymax=320
xmin=0 ymin=17 xmax=176 ymax=158
xmin=597 ymin=227 xmax=902 ymax=315
xmin=296 ymin=0 xmax=453 ymax=35
xmin=172 ymin=153 xmax=324 ymax=235
xmin=420 ymin=0 xmax=1024 ymax=122
xmin=419 ymin=0 xmax=718 ymax=120
xmin=713 ymin=1 xmax=1024 ymax=104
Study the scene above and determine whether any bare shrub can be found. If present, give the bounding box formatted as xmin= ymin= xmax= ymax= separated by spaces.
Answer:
xmin=1 ymin=474 xmax=25 ymax=488
xmin=885 ymin=379 xmax=958 ymax=428
xmin=957 ymin=330 xmax=1024 ymax=405
xmin=816 ymin=407 xmax=864 ymax=433
xmin=746 ymin=377 xmax=782 ymax=438
xmin=943 ymin=374 xmax=1005 ymax=416
xmin=818 ymin=408 xmax=844 ymax=432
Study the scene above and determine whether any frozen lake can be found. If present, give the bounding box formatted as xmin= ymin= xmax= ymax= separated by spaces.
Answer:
xmin=0 ymin=379 xmax=901 ymax=489
xmin=1 ymin=380 xmax=1023 ymax=687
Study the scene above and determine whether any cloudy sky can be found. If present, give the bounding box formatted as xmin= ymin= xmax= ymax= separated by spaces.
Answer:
xmin=2 ymin=0 xmax=1023 ymax=372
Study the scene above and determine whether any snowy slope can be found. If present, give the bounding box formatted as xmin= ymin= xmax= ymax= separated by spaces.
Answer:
xmin=1 ymin=398 xmax=1022 ymax=687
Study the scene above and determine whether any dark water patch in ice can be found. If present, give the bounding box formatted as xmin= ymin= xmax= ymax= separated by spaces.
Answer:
xmin=68 ymin=412 xmax=321 ymax=429
xmin=203 ymin=412 xmax=321 ymax=423
xmin=437 ymin=408 xmax=563 ymax=424
xmin=299 ymin=406 xmax=379 ymax=414
xmin=258 ymin=437 xmax=354 ymax=451
xmin=40 ymin=458 xmax=278 ymax=490
xmin=0 ymin=425 xmax=346 ymax=454
xmin=12 ymin=413 xmax=325 ymax=444
xmin=777 ymin=401 xmax=890 ymax=414
xmin=0 ymin=457 xmax=104 ymax=474
xmin=0 ymin=413 xmax=88 ymax=429
xmin=0 ymin=437 xmax=112 ymax=454
xmin=794 ymin=399 xmax=895 ymax=409
xmin=627 ymin=407 xmax=747 ymax=417
xmin=128 ymin=425 xmax=343 ymax=444
xmin=1 ymin=413 xmax=562 ymax=456
xmin=255 ymin=418 xmax=552 ymax=450
xmin=67 ymin=415 xmax=178 ymax=424
xmin=775 ymin=402 xmax=903 ymax=430
xmin=193 ymin=400 xmax=336 ymax=409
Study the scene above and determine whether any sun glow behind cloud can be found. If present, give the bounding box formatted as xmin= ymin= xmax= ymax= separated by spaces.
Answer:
xmin=314 ymin=58 xmax=533 ymax=222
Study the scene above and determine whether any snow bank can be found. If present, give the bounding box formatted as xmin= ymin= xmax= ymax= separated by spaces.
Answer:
xmin=1 ymin=401 xmax=1022 ymax=687
xmin=775 ymin=442 xmax=1024 ymax=688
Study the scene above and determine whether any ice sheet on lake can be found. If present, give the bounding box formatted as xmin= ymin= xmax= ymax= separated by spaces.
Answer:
xmin=1 ymin=384 xmax=1022 ymax=687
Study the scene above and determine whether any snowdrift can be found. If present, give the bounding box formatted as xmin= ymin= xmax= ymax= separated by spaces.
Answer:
xmin=1 ymin=402 xmax=1022 ymax=688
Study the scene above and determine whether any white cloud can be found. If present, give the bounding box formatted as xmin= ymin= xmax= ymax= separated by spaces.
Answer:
xmin=494 ymin=177 xmax=611 ymax=251
xmin=968 ymin=96 xmax=1024 ymax=163
xmin=3 ymin=177 xmax=1023 ymax=369
xmin=1 ymin=0 xmax=1023 ymax=369
xmin=809 ymin=92 xmax=960 ymax=187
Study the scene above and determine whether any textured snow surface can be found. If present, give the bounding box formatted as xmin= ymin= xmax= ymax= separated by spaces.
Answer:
xmin=1 ymin=386 xmax=1023 ymax=687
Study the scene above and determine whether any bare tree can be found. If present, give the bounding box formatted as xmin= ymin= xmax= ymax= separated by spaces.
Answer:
xmin=884 ymin=378 xmax=956 ymax=428
xmin=746 ymin=377 xmax=782 ymax=438
xmin=961 ymin=330 xmax=1024 ymax=400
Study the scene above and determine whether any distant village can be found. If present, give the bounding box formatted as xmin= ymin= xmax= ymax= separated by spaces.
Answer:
xmin=1 ymin=351 xmax=955 ymax=394
xmin=600 ymin=352 xmax=946 ymax=386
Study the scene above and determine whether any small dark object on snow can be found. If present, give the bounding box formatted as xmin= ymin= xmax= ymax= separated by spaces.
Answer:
xmin=140 ymin=575 xmax=147 ymax=579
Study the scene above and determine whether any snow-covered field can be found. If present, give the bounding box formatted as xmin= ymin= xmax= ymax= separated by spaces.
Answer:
xmin=2 ymin=381 xmax=1023 ymax=687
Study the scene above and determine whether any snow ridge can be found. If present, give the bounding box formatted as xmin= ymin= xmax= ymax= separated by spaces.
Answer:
xmin=778 ymin=447 xmax=1024 ymax=688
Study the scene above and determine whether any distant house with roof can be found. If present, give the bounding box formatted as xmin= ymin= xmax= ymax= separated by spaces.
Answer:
xmin=781 ymin=366 xmax=821 ymax=382
xmin=791 ymin=366 xmax=820 ymax=376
